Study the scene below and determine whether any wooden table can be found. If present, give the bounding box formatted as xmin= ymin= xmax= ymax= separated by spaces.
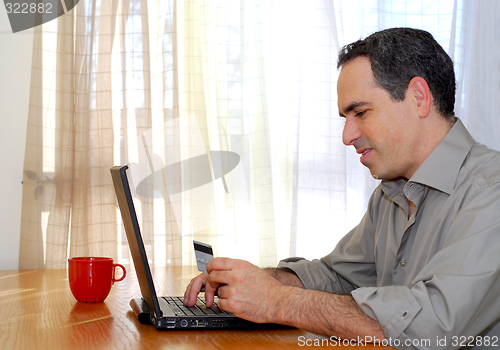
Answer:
xmin=0 ymin=266 xmax=392 ymax=349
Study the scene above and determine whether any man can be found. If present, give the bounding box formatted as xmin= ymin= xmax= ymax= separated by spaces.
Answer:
xmin=184 ymin=28 xmax=500 ymax=348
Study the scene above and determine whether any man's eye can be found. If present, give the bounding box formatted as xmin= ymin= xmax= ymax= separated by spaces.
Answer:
xmin=355 ymin=111 xmax=366 ymax=117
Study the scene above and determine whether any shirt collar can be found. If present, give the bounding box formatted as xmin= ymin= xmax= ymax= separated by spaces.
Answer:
xmin=382 ymin=118 xmax=475 ymax=195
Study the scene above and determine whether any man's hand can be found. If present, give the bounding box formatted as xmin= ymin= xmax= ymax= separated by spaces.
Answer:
xmin=184 ymin=257 xmax=290 ymax=324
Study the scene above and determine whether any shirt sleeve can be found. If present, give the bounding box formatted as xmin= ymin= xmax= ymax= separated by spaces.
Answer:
xmin=277 ymin=256 xmax=358 ymax=295
xmin=278 ymin=189 xmax=380 ymax=294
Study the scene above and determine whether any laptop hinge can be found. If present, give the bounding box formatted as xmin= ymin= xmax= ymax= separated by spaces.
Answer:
xmin=130 ymin=298 xmax=161 ymax=324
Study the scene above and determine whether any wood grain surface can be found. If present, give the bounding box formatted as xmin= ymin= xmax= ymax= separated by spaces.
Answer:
xmin=0 ymin=266 xmax=392 ymax=350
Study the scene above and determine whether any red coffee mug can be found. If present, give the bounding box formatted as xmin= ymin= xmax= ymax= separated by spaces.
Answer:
xmin=68 ymin=257 xmax=126 ymax=303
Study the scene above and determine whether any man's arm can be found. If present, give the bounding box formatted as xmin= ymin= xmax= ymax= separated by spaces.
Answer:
xmin=194 ymin=257 xmax=385 ymax=341
xmin=264 ymin=267 xmax=305 ymax=288
xmin=267 ymin=258 xmax=385 ymax=340
xmin=276 ymin=286 xmax=384 ymax=341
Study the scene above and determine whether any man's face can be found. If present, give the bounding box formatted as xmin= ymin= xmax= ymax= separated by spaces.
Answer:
xmin=337 ymin=57 xmax=420 ymax=180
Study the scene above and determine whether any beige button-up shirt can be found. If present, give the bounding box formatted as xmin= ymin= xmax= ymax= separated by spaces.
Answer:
xmin=279 ymin=119 xmax=500 ymax=349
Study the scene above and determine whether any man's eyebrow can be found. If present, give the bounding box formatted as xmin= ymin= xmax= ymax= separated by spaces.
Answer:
xmin=339 ymin=101 xmax=371 ymax=117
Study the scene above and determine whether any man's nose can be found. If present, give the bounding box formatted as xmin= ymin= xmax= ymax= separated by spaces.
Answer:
xmin=342 ymin=117 xmax=362 ymax=146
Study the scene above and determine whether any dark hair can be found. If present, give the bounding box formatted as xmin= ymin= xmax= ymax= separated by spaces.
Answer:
xmin=337 ymin=28 xmax=456 ymax=120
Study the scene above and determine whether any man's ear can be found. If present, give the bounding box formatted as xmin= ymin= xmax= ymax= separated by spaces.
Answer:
xmin=408 ymin=76 xmax=432 ymax=118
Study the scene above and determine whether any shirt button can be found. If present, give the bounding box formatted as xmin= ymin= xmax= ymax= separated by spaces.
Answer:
xmin=399 ymin=259 xmax=406 ymax=267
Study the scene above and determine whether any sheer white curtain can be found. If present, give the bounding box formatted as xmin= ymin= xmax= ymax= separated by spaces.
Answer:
xmin=20 ymin=0 xmax=500 ymax=269
xmin=455 ymin=0 xmax=500 ymax=151
xmin=140 ymin=0 xmax=295 ymax=267
xmin=285 ymin=1 xmax=373 ymax=259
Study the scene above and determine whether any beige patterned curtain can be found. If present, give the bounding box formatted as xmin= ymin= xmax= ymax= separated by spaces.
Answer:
xmin=20 ymin=0 xmax=153 ymax=268
xmin=19 ymin=0 xmax=296 ymax=269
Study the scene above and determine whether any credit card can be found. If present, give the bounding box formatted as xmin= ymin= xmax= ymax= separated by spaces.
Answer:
xmin=193 ymin=240 xmax=214 ymax=274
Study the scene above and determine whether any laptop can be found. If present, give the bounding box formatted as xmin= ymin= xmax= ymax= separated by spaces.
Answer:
xmin=110 ymin=165 xmax=285 ymax=330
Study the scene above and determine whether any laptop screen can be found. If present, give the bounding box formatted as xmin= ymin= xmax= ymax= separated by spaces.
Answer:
xmin=110 ymin=165 xmax=163 ymax=317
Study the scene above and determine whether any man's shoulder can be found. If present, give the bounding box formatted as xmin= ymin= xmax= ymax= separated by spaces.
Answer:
xmin=462 ymin=141 xmax=500 ymax=188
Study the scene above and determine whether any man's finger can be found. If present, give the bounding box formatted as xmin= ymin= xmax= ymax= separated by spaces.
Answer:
xmin=204 ymin=280 xmax=219 ymax=307
xmin=183 ymin=273 xmax=208 ymax=306
xmin=208 ymin=269 xmax=234 ymax=285
xmin=207 ymin=276 xmax=222 ymax=291
xmin=206 ymin=257 xmax=236 ymax=273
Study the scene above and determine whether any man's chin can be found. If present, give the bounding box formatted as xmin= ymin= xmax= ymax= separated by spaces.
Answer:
xmin=369 ymin=170 xmax=406 ymax=182
xmin=368 ymin=168 xmax=387 ymax=181
xmin=366 ymin=166 xmax=380 ymax=180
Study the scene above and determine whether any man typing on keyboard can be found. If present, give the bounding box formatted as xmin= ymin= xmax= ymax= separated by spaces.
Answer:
xmin=183 ymin=28 xmax=500 ymax=349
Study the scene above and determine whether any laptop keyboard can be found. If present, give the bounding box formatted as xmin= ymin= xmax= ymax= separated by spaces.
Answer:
xmin=162 ymin=296 xmax=235 ymax=317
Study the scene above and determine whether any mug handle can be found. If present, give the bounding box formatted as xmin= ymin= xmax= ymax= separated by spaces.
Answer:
xmin=112 ymin=263 xmax=127 ymax=283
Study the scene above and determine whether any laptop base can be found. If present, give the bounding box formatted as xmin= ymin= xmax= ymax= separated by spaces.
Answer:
xmin=130 ymin=297 xmax=291 ymax=330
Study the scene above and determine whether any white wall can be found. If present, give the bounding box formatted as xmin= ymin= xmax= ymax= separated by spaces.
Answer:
xmin=0 ymin=9 xmax=33 ymax=269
